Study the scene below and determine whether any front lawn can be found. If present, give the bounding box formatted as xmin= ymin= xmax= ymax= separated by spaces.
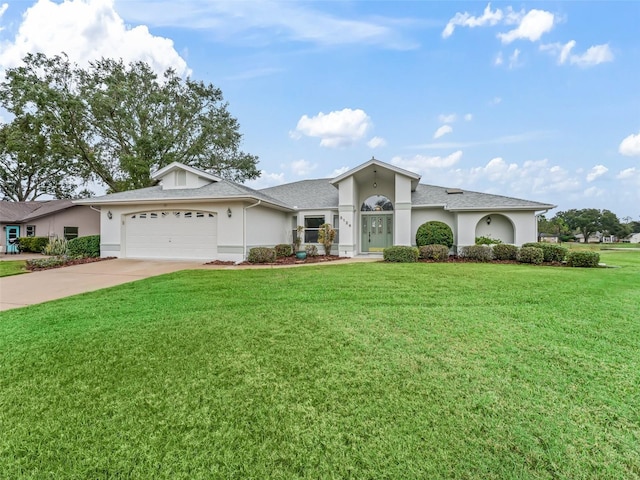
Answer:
xmin=1 ymin=250 xmax=639 ymax=478
xmin=0 ymin=260 xmax=28 ymax=277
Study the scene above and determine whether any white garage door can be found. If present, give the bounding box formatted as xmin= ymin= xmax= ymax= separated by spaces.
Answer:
xmin=125 ymin=210 xmax=217 ymax=260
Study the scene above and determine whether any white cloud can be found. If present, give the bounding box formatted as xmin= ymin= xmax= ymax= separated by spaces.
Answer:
xmin=391 ymin=151 xmax=463 ymax=173
xmin=618 ymin=167 xmax=638 ymax=180
xmin=541 ymin=41 xmax=614 ymax=67
xmin=490 ymin=97 xmax=502 ymax=106
xmin=494 ymin=52 xmax=503 ymax=66
xmin=0 ymin=3 xmax=8 ymax=31
xmin=291 ymin=159 xmax=316 ymax=176
xmin=367 ymin=136 xmax=387 ymax=148
xmin=619 ymin=132 xmax=640 ymax=156
xmin=584 ymin=186 xmax=604 ymax=198
xmin=329 ymin=166 xmax=350 ymax=177
xmin=244 ymin=171 xmax=286 ymax=190
xmin=0 ymin=0 xmax=189 ymax=75
xmin=293 ymin=108 xmax=372 ymax=148
xmin=438 ymin=113 xmax=457 ymax=123
xmin=442 ymin=3 xmax=507 ymax=39
xmin=586 ymin=165 xmax=608 ymax=182
xmin=117 ymin=0 xmax=419 ymax=50
xmin=433 ymin=125 xmax=453 ymax=139
xmin=508 ymin=48 xmax=521 ymax=68
xmin=464 ymin=113 xmax=473 ymax=122
xmin=497 ymin=9 xmax=555 ymax=44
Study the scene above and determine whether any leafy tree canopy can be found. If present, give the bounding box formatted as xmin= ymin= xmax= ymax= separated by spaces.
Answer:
xmin=555 ymin=208 xmax=629 ymax=241
xmin=0 ymin=53 xmax=259 ymax=197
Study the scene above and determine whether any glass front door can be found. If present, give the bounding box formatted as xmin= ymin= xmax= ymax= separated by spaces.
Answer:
xmin=361 ymin=214 xmax=392 ymax=252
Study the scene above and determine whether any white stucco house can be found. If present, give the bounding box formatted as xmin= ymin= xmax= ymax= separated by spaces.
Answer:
xmin=75 ymin=158 xmax=555 ymax=261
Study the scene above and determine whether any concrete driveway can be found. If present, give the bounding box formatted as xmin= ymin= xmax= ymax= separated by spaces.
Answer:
xmin=0 ymin=258 xmax=206 ymax=311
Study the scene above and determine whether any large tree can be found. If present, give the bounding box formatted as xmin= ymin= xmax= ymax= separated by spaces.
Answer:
xmin=556 ymin=208 xmax=601 ymax=242
xmin=0 ymin=53 xmax=259 ymax=194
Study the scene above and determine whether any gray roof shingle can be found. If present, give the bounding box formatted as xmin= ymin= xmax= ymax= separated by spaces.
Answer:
xmin=0 ymin=199 xmax=77 ymax=223
xmin=261 ymin=179 xmax=338 ymax=209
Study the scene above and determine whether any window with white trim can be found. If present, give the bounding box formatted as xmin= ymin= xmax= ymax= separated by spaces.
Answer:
xmin=26 ymin=225 xmax=36 ymax=237
xmin=304 ymin=216 xmax=324 ymax=243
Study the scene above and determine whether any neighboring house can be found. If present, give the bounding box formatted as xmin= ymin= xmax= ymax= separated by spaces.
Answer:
xmin=539 ymin=233 xmax=560 ymax=243
xmin=76 ymin=158 xmax=555 ymax=262
xmin=623 ymin=232 xmax=640 ymax=243
xmin=0 ymin=199 xmax=100 ymax=253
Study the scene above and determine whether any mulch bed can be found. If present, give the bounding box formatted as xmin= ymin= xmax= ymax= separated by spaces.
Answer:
xmin=207 ymin=255 xmax=349 ymax=267
xmin=25 ymin=256 xmax=117 ymax=272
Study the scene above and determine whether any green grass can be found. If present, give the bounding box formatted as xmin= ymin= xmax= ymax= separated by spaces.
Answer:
xmin=0 ymin=260 xmax=28 ymax=277
xmin=1 ymin=251 xmax=639 ymax=478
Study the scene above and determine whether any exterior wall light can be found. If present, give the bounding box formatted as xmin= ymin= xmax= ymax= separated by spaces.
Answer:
xmin=227 ymin=208 xmax=232 ymax=218
xmin=486 ymin=216 xmax=491 ymax=225
xmin=107 ymin=210 xmax=113 ymax=220
xmin=373 ymin=169 xmax=377 ymax=189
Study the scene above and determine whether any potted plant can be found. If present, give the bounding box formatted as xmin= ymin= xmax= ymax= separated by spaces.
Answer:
xmin=294 ymin=225 xmax=306 ymax=259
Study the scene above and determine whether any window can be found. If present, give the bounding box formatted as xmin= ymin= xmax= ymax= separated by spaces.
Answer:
xmin=26 ymin=225 xmax=36 ymax=237
xmin=304 ymin=216 xmax=324 ymax=243
xmin=64 ymin=226 xmax=79 ymax=240
xmin=333 ymin=215 xmax=339 ymax=244
xmin=361 ymin=195 xmax=393 ymax=211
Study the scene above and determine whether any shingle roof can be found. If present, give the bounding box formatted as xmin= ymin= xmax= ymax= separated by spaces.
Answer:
xmin=76 ymin=179 xmax=293 ymax=210
xmin=260 ymin=179 xmax=338 ymax=209
xmin=0 ymin=199 xmax=76 ymax=223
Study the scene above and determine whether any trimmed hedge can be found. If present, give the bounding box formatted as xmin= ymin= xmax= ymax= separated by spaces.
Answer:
xmin=415 ymin=221 xmax=454 ymax=248
xmin=17 ymin=236 xmax=49 ymax=253
xmin=459 ymin=245 xmax=493 ymax=262
xmin=517 ymin=246 xmax=544 ymax=265
xmin=418 ymin=244 xmax=450 ymax=261
xmin=248 ymin=247 xmax=277 ymax=263
xmin=492 ymin=243 xmax=518 ymax=261
xmin=383 ymin=246 xmax=419 ymax=263
xmin=67 ymin=235 xmax=101 ymax=258
xmin=275 ymin=243 xmax=293 ymax=258
xmin=567 ymin=251 xmax=600 ymax=268
xmin=475 ymin=235 xmax=502 ymax=245
xmin=522 ymin=242 xmax=568 ymax=262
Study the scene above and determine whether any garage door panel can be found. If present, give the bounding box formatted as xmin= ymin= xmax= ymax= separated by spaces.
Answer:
xmin=125 ymin=210 xmax=217 ymax=260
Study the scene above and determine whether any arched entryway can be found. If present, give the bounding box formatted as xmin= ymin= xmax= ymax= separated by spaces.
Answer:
xmin=475 ymin=214 xmax=514 ymax=244
xmin=361 ymin=195 xmax=393 ymax=252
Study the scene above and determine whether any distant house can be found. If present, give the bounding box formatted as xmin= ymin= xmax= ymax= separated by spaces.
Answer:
xmin=623 ymin=232 xmax=640 ymax=243
xmin=575 ymin=232 xmax=603 ymax=244
xmin=75 ymin=158 xmax=556 ymax=262
xmin=539 ymin=233 xmax=560 ymax=243
xmin=1 ymin=199 xmax=100 ymax=253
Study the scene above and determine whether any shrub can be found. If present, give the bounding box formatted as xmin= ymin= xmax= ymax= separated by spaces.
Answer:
xmin=492 ymin=243 xmax=518 ymax=261
xmin=475 ymin=235 xmax=502 ymax=245
xmin=43 ymin=237 xmax=69 ymax=256
xmin=418 ymin=244 xmax=449 ymax=261
xmin=317 ymin=223 xmax=336 ymax=255
xmin=67 ymin=235 xmax=101 ymax=258
xmin=517 ymin=246 xmax=544 ymax=265
xmin=247 ymin=247 xmax=276 ymax=263
xmin=522 ymin=242 xmax=568 ymax=262
xmin=26 ymin=255 xmax=68 ymax=270
xmin=458 ymin=245 xmax=493 ymax=262
xmin=567 ymin=251 xmax=600 ymax=268
xmin=17 ymin=236 xmax=49 ymax=253
xmin=275 ymin=243 xmax=293 ymax=258
xmin=383 ymin=246 xmax=419 ymax=263
xmin=305 ymin=244 xmax=318 ymax=257
xmin=415 ymin=221 xmax=453 ymax=248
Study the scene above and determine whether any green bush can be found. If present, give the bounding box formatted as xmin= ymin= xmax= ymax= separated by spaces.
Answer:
xmin=492 ymin=243 xmax=518 ymax=261
xmin=567 ymin=251 xmax=600 ymax=268
xmin=248 ymin=247 xmax=277 ymax=263
xmin=418 ymin=244 xmax=450 ymax=261
xmin=522 ymin=242 xmax=567 ymax=262
xmin=305 ymin=244 xmax=318 ymax=257
xmin=67 ymin=235 xmax=101 ymax=258
xmin=17 ymin=236 xmax=49 ymax=253
xmin=459 ymin=245 xmax=493 ymax=262
xmin=475 ymin=235 xmax=502 ymax=245
xmin=43 ymin=237 xmax=69 ymax=256
xmin=274 ymin=243 xmax=293 ymax=258
xmin=415 ymin=221 xmax=454 ymax=248
xmin=383 ymin=246 xmax=419 ymax=263
xmin=26 ymin=255 xmax=68 ymax=270
xmin=517 ymin=247 xmax=544 ymax=265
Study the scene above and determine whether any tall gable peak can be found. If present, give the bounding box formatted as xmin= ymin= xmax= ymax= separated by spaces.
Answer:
xmin=152 ymin=162 xmax=222 ymax=190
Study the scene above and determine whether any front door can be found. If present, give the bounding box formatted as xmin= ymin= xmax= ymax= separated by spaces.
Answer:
xmin=361 ymin=214 xmax=393 ymax=252
xmin=5 ymin=225 xmax=20 ymax=254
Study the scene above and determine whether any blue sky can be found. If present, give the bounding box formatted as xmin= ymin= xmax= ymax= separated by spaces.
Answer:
xmin=1 ymin=1 xmax=639 ymax=219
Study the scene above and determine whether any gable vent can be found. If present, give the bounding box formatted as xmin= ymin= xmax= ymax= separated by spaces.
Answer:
xmin=446 ymin=188 xmax=463 ymax=194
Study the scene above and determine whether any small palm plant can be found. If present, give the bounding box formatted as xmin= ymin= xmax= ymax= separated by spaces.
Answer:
xmin=317 ymin=223 xmax=336 ymax=255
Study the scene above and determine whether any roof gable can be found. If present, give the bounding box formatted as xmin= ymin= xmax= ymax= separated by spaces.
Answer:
xmin=152 ymin=162 xmax=222 ymax=190
xmin=330 ymin=157 xmax=421 ymax=191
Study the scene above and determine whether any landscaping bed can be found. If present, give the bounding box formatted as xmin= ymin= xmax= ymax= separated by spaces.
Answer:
xmin=26 ymin=256 xmax=116 ymax=271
